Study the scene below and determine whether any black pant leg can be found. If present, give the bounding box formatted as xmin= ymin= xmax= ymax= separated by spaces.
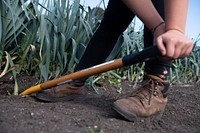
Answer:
xmin=75 ymin=0 xmax=135 ymax=71
xmin=144 ymin=0 xmax=171 ymax=77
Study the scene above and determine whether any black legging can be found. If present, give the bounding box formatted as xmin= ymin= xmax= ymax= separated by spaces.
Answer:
xmin=75 ymin=0 xmax=171 ymax=77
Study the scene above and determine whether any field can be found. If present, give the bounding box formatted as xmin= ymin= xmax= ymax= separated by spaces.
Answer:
xmin=0 ymin=72 xmax=200 ymax=133
xmin=1 ymin=0 xmax=200 ymax=132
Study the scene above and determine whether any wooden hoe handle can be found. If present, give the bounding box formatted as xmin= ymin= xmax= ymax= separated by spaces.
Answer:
xmin=20 ymin=45 xmax=161 ymax=96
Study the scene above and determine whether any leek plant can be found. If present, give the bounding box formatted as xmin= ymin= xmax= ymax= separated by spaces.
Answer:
xmin=0 ymin=0 xmax=35 ymax=95
xmin=0 ymin=0 xmax=104 ymax=94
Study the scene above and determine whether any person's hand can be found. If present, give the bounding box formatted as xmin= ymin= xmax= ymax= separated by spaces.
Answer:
xmin=155 ymin=29 xmax=194 ymax=60
xmin=153 ymin=22 xmax=165 ymax=44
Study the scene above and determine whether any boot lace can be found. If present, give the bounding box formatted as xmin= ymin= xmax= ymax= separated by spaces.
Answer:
xmin=131 ymin=79 xmax=163 ymax=106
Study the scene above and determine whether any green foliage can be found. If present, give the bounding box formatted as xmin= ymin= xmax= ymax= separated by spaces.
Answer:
xmin=0 ymin=0 xmax=35 ymax=94
xmin=170 ymin=43 xmax=200 ymax=84
xmin=32 ymin=0 xmax=103 ymax=81
xmin=0 ymin=0 xmax=104 ymax=95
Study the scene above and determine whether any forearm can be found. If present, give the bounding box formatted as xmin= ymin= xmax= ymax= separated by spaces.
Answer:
xmin=164 ymin=0 xmax=188 ymax=34
xmin=121 ymin=0 xmax=164 ymax=31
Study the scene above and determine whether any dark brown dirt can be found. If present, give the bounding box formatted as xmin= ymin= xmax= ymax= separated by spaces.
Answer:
xmin=0 ymin=72 xmax=200 ymax=133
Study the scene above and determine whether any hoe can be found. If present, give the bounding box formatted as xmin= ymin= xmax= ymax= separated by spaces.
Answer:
xmin=20 ymin=45 xmax=161 ymax=96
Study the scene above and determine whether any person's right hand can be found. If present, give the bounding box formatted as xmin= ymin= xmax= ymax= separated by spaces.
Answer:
xmin=155 ymin=29 xmax=194 ymax=60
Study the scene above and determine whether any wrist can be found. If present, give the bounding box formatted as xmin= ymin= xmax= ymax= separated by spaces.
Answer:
xmin=166 ymin=28 xmax=184 ymax=34
xmin=151 ymin=22 xmax=165 ymax=34
xmin=152 ymin=22 xmax=165 ymax=38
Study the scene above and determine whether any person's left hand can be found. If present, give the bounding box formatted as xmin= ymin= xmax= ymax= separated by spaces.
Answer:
xmin=155 ymin=29 xmax=194 ymax=60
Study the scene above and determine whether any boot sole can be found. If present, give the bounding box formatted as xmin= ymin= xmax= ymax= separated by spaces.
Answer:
xmin=33 ymin=92 xmax=87 ymax=102
xmin=113 ymin=102 xmax=164 ymax=122
xmin=112 ymin=102 xmax=138 ymax=122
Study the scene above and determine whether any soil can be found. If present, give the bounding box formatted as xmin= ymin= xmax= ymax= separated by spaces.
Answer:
xmin=0 ymin=72 xmax=200 ymax=133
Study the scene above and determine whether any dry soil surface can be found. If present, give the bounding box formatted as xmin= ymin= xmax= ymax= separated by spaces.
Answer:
xmin=0 ymin=72 xmax=200 ymax=133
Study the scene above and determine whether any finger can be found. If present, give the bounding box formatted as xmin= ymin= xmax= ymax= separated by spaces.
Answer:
xmin=173 ymin=44 xmax=182 ymax=59
xmin=156 ymin=36 xmax=166 ymax=56
xmin=185 ymin=43 xmax=194 ymax=56
xmin=180 ymin=44 xmax=189 ymax=58
xmin=165 ymin=39 xmax=175 ymax=58
xmin=180 ymin=41 xmax=194 ymax=58
xmin=179 ymin=48 xmax=187 ymax=59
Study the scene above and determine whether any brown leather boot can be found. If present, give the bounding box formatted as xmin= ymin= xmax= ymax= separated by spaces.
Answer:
xmin=113 ymin=74 xmax=169 ymax=121
xmin=34 ymin=80 xmax=87 ymax=102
